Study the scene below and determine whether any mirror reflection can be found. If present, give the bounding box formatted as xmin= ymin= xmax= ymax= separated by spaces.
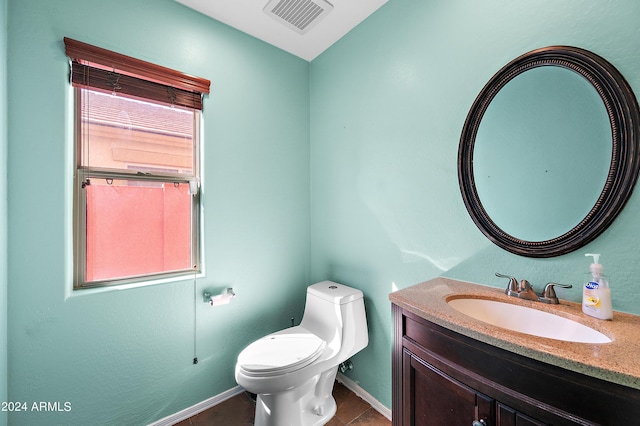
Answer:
xmin=458 ymin=46 xmax=640 ymax=257
xmin=473 ymin=66 xmax=611 ymax=241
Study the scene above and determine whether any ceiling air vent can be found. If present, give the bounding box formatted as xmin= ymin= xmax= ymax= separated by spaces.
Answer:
xmin=264 ymin=0 xmax=334 ymax=34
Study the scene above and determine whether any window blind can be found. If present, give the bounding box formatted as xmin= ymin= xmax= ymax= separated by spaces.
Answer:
xmin=64 ymin=37 xmax=210 ymax=110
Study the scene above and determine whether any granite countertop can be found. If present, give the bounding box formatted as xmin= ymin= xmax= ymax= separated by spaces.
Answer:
xmin=389 ymin=277 xmax=640 ymax=390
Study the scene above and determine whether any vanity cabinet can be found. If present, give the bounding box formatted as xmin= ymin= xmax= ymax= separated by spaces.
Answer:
xmin=405 ymin=348 xmax=495 ymax=425
xmin=392 ymin=304 xmax=640 ymax=426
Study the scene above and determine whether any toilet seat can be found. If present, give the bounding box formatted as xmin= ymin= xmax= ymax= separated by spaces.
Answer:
xmin=238 ymin=333 xmax=326 ymax=377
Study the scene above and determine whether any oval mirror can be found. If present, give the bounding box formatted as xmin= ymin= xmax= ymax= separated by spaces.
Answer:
xmin=458 ymin=46 xmax=640 ymax=257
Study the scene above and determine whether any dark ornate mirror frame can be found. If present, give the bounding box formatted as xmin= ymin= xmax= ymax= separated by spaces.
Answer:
xmin=458 ymin=46 xmax=640 ymax=257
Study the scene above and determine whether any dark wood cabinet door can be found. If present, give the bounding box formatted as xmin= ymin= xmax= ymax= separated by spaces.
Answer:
xmin=404 ymin=350 xmax=492 ymax=426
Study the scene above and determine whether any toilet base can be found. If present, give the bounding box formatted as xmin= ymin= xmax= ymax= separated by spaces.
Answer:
xmin=253 ymin=368 xmax=338 ymax=426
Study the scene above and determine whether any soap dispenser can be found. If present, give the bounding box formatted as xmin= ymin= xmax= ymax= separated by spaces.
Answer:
xmin=582 ymin=253 xmax=613 ymax=320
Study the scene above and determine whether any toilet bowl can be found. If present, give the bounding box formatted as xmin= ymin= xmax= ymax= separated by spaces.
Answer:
xmin=235 ymin=281 xmax=369 ymax=426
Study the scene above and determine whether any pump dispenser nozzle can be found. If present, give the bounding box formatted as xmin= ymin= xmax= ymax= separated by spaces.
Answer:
xmin=585 ymin=253 xmax=600 ymax=264
xmin=585 ymin=253 xmax=603 ymax=277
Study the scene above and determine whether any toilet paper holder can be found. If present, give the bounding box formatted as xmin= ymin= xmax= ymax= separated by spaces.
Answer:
xmin=203 ymin=288 xmax=236 ymax=306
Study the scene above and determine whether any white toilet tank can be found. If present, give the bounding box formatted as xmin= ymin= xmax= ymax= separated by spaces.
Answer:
xmin=300 ymin=281 xmax=368 ymax=361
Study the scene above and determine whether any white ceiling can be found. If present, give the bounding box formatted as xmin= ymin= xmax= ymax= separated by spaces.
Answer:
xmin=175 ymin=0 xmax=388 ymax=61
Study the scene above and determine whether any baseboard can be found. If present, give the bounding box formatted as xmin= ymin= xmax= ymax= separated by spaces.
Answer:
xmin=148 ymin=385 xmax=245 ymax=426
xmin=149 ymin=374 xmax=391 ymax=425
xmin=336 ymin=372 xmax=392 ymax=421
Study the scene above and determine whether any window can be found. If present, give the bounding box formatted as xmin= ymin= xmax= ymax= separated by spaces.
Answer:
xmin=65 ymin=38 xmax=210 ymax=288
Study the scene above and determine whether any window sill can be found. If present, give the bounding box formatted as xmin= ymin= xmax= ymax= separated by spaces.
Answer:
xmin=67 ymin=271 xmax=205 ymax=299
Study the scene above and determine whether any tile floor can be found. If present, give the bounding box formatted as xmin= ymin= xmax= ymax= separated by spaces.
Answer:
xmin=175 ymin=381 xmax=391 ymax=425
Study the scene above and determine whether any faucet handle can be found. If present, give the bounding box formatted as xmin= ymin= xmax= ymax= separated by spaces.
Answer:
xmin=495 ymin=273 xmax=518 ymax=295
xmin=540 ymin=282 xmax=573 ymax=304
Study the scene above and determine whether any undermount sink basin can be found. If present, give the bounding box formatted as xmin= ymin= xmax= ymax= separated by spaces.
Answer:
xmin=447 ymin=298 xmax=612 ymax=344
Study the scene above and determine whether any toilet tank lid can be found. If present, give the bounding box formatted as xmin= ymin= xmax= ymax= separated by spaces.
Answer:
xmin=307 ymin=281 xmax=364 ymax=305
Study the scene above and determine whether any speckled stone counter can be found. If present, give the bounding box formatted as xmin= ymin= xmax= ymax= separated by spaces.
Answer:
xmin=389 ymin=277 xmax=640 ymax=390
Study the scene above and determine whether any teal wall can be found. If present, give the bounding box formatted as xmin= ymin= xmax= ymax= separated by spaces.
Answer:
xmin=6 ymin=0 xmax=309 ymax=424
xmin=1 ymin=0 xmax=7 ymax=424
xmin=6 ymin=0 xmax=640 ymax=424
xmin=310 ymin=0 xmax=640 ymax=410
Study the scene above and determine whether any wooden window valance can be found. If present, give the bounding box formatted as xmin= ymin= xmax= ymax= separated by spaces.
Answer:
xmin=64 ymin=37 xmax=210 ymax=110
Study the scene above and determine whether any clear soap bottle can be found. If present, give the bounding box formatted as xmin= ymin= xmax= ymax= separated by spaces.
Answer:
xmin=582 ymin=253 xmax=613 ymax=320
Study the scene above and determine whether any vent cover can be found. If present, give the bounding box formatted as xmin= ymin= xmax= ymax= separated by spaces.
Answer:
xmin=264 ymin=0 xmax=334 ymax=34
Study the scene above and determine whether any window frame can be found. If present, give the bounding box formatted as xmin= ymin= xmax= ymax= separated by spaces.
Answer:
xmin=66 ymin=38 xmax=209 ymax=289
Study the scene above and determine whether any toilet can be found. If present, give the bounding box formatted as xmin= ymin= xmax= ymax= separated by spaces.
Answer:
xmin=235 ymin=281 xmax=369 ymax=426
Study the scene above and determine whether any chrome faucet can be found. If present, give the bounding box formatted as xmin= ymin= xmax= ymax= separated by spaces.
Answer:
xmin=495 ymin=273 xmax=572 ymax=304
